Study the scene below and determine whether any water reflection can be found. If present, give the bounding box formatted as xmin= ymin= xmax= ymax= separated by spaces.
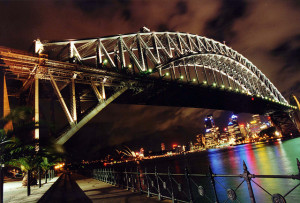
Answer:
xmin=204 ymin=138 xmax=300 ymax=202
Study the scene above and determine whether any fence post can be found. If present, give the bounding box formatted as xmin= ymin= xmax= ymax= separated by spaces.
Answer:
xmin=137 ymin=167 xmax=143 ymax=193
xmin=45 ymin=169 xmax=48 ymax=183
xmin=145 ymin=168 xmax=151 ymax=197
xmin=185 ymin=167 xmax=194 ymax=203
xmin=110 ymin=168 xmax=112 ymax=184
xmin=208 ymin=166 xmax=219 ymax=203
xmin=155 ymin=166 xmax=161 ymax=201
xmin=27 ymin=170 xmax=31 ymax=196
xmin=38 ymin=167 xmax=41 ymax=188
xmin=112 ymin=168 xmax=116 ymax=185
xmin=243 ymin=161 xmax=256 ymax=203
xmin=131 ymin=169 xmax=135 ymax=192
xmin=168 ymin=167 xmax=175 ymax=203
xmin=125 ymin=168 xmax=129 ymax=190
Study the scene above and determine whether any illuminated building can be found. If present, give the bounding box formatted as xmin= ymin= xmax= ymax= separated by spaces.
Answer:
xmin=204 ymin=115 xmax=219 ymax=147
xmin=249 ymin=114 xmax=262 ymax=135
xmin=219 ymin=128 xmax=229 ymax=143
xmin=228 ymin=114 xmax=243 ymax=143
xmin=239 ymin=124 xmax=248 ymax=138
xmin=161 ymin=143 xmax=165 ymax=151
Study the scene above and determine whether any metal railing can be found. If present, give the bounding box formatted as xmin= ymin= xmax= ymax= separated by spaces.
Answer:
xmin=92 ymin=159 xmax=300 ymax=203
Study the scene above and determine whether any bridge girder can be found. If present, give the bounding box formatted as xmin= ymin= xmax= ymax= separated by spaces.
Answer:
xmin=40 ymin=32 xmax=289 ymax=105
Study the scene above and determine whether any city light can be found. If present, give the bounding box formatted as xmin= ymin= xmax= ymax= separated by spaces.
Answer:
xmin=148 ymin=68 xmax=152 ymax=73
xmin=165 ymin=72 xmax=169 ymax=76
xmin=203 ymin=81 xmax=207 ymax=84
xmin=192 ymin=78 xmax=196 ymax=82
xmin=180 ymin=75 xmax=184 ymax=79
xmin=128 ymin=64 xmax=132 ymax=68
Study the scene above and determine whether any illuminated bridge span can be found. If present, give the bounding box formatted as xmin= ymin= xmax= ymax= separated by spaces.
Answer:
xmin=0 ymin=30 xmax=299 ymax=145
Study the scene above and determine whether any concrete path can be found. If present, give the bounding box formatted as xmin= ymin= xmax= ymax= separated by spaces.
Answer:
xmin=3 ymin=176 xmax=60 ymax=203
xmin=74 ymin=174 xmax=170 ymax=203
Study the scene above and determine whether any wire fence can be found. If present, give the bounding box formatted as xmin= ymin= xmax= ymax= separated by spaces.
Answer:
xmin=92 ymin=159 xmax=300 ymax=203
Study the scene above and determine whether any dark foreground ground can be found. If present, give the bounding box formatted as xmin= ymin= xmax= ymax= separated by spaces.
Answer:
xmin=38 ymin=173 xmax=167 ymax=203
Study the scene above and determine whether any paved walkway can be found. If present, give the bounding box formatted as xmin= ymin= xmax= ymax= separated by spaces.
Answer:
xmin=3 ymin=176 xmax=60 ymax=203
xmin=74 ymin=174 xmax=169 ymax=203
xmin=4 ymin=173 xmax=169 ymax=203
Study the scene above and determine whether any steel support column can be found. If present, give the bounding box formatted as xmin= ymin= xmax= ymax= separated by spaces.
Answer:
xmin=71 ymin=78 xmax=77 ymax=122
xmin=34 ymin=75 xmax=39 ymax=152
xmin=49 ymin=74 xmax=74 ymax=126
xmin=56 ymin=86 xmax=128 ymax=145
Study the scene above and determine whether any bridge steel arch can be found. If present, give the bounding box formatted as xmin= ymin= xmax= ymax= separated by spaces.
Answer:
xmin=40 ymin=32 xmax=289 ymax=105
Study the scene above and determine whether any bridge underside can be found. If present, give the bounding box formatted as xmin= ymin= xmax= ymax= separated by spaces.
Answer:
xmin=113 ymin=80 xmax=289 ymax=115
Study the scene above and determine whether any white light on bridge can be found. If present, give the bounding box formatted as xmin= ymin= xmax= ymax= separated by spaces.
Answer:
xmin=203 ymin=81 xmax=207 ymax=85
xmin=221 ymin=85 xmax=225 ymax=88
xmin=165 ymin=72 xmax=169 ymax=76
xmin=180 ymin=75 xmax=184 ymax=79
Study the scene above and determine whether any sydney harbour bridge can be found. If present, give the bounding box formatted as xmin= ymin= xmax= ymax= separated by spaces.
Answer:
xmin=0 ymin=29 xmax=299 ymax=145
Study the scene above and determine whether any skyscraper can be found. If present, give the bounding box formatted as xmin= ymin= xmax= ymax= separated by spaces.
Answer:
xmin=204 ymin=115 xmax=219 ymax=147
xmin=228 ymin=114 xmax=243 ymax=143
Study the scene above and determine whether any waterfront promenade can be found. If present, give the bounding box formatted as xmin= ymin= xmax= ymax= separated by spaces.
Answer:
xmin=3 ymin=173 xmax=166 ymax=203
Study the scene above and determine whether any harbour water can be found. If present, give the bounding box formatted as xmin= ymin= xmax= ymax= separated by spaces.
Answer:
xmin=127 ymin=137 xmax=300 ymax=202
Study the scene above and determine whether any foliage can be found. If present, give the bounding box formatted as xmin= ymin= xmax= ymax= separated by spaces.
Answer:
xmin=1 ymin=106 xmax=64 ymax=173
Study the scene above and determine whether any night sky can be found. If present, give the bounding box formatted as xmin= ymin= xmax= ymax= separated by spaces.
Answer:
xmin=1 ymin=0 xmax=300 ymax=160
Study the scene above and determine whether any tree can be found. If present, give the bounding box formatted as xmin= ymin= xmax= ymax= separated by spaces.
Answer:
xmin=2 ymin=106 xmax=64 ymax=188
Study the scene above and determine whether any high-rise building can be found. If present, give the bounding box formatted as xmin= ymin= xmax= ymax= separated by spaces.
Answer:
xmin=249 ymin=114 xmax=262 ymax=135
xmin=228 ymin=114 xmax=243 ymax=143
xmin=204 ymin=115 xmax=219 ymax=147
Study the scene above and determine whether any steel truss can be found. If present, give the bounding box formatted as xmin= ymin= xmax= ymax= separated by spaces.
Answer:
xmin=40 ymin=32 xmax=288 ymax=104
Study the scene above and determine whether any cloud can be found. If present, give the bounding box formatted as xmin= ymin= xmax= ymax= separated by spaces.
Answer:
xmin=205 ymin=0 xmax=248 ymax=42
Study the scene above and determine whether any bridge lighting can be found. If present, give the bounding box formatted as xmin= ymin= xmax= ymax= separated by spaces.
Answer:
xmin=221 ymin=85 xmax=225 ymax=88
xmin=251 ymin=97 xmax=255 ymax=101
xmin=212 ymin=83 xmax=216 ymax=87
xmin=256 ymin=94 xmax=260 ymax=97
xmin=203 ymin=81 xmax=207 ymax=85
xmin=229 ymin=87 xmax=232 ymax=90
xmin=103 ymin=59 xmax=108 ymax=65
xmin=180 ymin=75 xmax=184 ymax=79
xmin=242 ymin=90 xmax=245 ymax=93
xmin=165 ymin=72 xmax=169 ymax=76
xmin=192 ymin=78 xmax=196 ymax=82
xmin=128 ymin=64 xmax=132 ymax=69
xmin=148 ymin=68 xmax=152 ymax=73
xmin=235 ymin=88 xmax=239 ymax=92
